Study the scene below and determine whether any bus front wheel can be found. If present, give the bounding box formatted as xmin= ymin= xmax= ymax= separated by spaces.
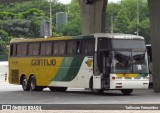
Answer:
xmin=22 ymin=76 xmax=30 ymax=91
xmin=29 ymin=76 xmax=43 ymax=91
xmin=121 ymin=89 xmax=133 ymax=95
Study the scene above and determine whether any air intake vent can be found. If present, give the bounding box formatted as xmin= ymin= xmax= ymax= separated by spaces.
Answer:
xmin=11 ymin=70 xmax=19 ymax=83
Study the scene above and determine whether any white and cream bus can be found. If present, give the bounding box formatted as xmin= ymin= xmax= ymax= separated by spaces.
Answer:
xmin=8 ymin=33 xmax=149 ymax=95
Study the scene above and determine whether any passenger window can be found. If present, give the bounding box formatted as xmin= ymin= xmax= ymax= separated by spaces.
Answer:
xmin=53 ymin=42 xmax=59 ymax=55
xmin=28 ymin=44 xmax=34 ymax=56
xmin=10 ymin=45 xmax=15 ymax=56
xmin=22 ymin=44 xmax=28 ymax=56
xmin=28 ymin=43 xmax=40 ymax=56
xmin=67 ymin=41 xmax=81 ymax=55
xmin=67 ymin=41 xmax=76 ymax=54
xmin=40 ymin=42 xmax=52 ymax=55
xmin=17 ymin=44 xmax=22 ymax=56
xmin=59 ymin=42 xmax=66 ymax=54
xmin=40 ymin=43 xmax=46 ymax=55
xmin=82 ymin=39 xmax=94 ymax=55
xmin=53 ymin=41 xmax=66 ymax=55
xmin=33 ymin=43 xmax=39 ymax=55
xmin=46 ymin=42 xmax=52 ymax=55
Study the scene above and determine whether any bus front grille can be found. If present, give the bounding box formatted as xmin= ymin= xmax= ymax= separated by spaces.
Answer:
xmin=11 ymin=70 xmax=19 ymax=83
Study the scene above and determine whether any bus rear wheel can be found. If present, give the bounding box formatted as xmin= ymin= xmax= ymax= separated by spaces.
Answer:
xmin=49 ymin=87 xmax=67 ymax=92
xmin=22 ymin=76 xmax=30 ymax=91
xmin=121 ymin=89 xmax=133 ymax=95
xmin=29 ymin=76 xmax=43 ymax=91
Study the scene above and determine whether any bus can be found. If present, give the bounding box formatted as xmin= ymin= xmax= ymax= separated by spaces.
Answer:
xmin=146 ymin=44 xmax=153 ymax=85
xmin=8 ymin=33 xmax=149 ymax=95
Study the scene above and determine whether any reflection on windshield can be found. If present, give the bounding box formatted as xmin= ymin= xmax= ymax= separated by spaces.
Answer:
xmin=112 ymin=51 xmax=148 ymax=74
xmin=132 ymin=52 xmax=148 ymax=73
xmin=113 ymin=51 xmax=131 ymax=73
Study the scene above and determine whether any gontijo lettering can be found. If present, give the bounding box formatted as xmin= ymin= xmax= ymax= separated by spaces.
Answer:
xmin=31 ymin=59 xmax=56 ymax=66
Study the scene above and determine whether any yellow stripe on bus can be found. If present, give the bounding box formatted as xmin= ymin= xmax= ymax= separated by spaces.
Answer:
xmin=116 ymin=74 xmax=138 ymax=77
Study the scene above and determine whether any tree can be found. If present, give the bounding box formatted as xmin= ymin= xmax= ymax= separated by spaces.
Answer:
xmin=59 ymin=0 xmax=82 ymax=36
xmin=106 ymin=2 xmax=121 ymax=32
xmin=107 ymin=0 xmax=150 ymax=43
xmin=113 ymin=8 xmax=130 ymax=33
xmin=0 ymin=18 xmax=31 ymax=38
xmin=0 ymin=30 xmax=10 ymax=43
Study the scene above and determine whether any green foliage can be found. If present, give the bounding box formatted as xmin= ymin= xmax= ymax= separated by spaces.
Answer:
xmin=0 ymin=30 xmax=10 ymax=42
xmin=113 ymin=8 xmax=130 ymax=33
xmin=0 ymin=12 xmax=16 ymax=20
xmin=20 ymin=8 xmax=45 ymax=19
xmin=0 ymin=18 xmax=31 ymax=37
xmin=107 ymin=0 xmax=150 ymax=43
xmin=0 ymin=0 xmax=150 ymax=45
xmin=0 ymin=0 xmax=67 ymax=38
xmin=59 ymin=0 xmax=81 ymax=36
xmin=0 ymin=40 xmax=6 ymax=55
xmin=0 ymin=30 xmax=9 ymax=59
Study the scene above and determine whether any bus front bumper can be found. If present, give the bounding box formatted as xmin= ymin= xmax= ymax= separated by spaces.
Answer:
xmin=110 ymin=80 xmax=149 ymax=89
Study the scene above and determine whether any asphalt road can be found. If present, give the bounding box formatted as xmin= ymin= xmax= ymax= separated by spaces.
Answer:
xmin=0 ymin=77 xmax=160 ymax=105
xmin=1 ymin=75 xmax=160 ymax=111
xmin=0 ymin=62 xmax=160 ymax=110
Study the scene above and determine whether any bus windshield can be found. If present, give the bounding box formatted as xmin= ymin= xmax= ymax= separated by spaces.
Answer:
xmin=112 ymin=50 xmax=148 ymax=74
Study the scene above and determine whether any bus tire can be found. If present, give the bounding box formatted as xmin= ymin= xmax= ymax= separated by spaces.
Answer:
xmin=29 ymin=76 xmax=43 ymax=91
xmin=22 ymin=76 xmax=30 ymax=91
xmin=90 ymin=78 xmax=104 ymax=95
xmin=121 ymin=89 xmax=133 ymax=95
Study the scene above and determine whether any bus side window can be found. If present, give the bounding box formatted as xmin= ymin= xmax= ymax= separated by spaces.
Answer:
xmin=28 ymin=43 xmax=40 ymax=56
xmin=40 ymin=43 xmax=46 ymax=55
xmin=10 ymin=45 xmax=14 ymax=56
xmin=41 ymin=42 xmax=52 ymax=56
xmin=46 ymin=42 xmax=52 ymax=55
xmin=82 ymin=39 xmax=94 ymax=55
xmin=33 ymin=43 xmax=40 ymax=56
xmin=53 ymin=42 xmax=58 ymax=55
xmin=67 ymin=41 xmax=76 ymax=55
xmin=17 ymin=44 xmax=22 ymax=56
xmin=59 ymin=42 xmax=66 ymax=55
xmin=76 ymin=41 xmax=81 ymax=54
xmin=28 ymin=44 xmax=34 ymax=56
xmin=13 ymin=44 xmax=17 ymax=56
xmin=22 ymin=44 xmax=28 ymax=56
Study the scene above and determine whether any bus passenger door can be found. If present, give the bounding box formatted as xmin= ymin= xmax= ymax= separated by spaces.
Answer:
xmin=93 ymin=51 xmax=111 ymax=89
xmin=102 ymin=52 xmax=111 ymax=88
xmin=93 ymin=52 xmax=102 ymax=89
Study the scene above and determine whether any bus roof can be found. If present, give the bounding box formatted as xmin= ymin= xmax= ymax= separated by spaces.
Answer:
xmin=10 ymin=33 xmax=144 ymax=43
xmin=93 ymin=33 xmax=144 ymax=40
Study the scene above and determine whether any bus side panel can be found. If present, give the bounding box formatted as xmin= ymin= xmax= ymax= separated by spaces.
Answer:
xmin=9 ymin=57 xmax=64 ymax=86
xmin=49 ymin=57 xmax=93 ymax=88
